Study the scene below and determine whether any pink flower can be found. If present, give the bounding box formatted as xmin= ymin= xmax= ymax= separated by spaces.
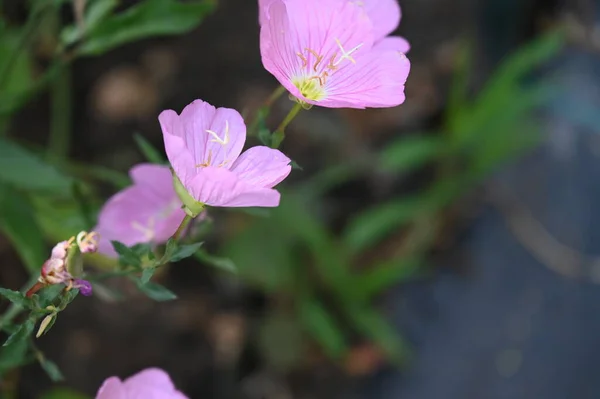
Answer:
xmin=260 ymin=0 xmax=411 ymax=109
xmin=94 ymin=164 xmax=186 ymax=257
xmin=259 ymin=0 xmax=410 ymax=52
xmin=159 ymin=100 xmax=292 ymax=209
xmin=96 ymin=368 xmax=188 ymax=399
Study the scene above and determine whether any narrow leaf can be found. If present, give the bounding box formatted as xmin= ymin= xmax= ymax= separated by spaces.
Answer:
xmin=298 ymin=297 xmax=347 ymax=359
xmin=0 ymin=138 xmax=73 ymax=193
xmin=111 ymin=241 xmax=142 ymax=268
xmin=133 ymin=133 xmax=165 ymax=164
xmin=0 ymin=184 xmax=47 ymax=273
xmin=194 ymin=249 xmax=237 ymax=273
xmin=134 ymin=280 xmax=177 ymax=301
xmin=38 ymin=356 xmax=64 ymax=382
xmin=168 ymin=242 xmax=203 ymax=262
xmin=0 ymin=288 xmax=34 ymax=309
xmin=379 ymin=135 xmax=443 ymax=173
xmin=78 ymin=0 xmax=215 ymax=56
xmin=4 ymin=319 xmax=35 ymax=347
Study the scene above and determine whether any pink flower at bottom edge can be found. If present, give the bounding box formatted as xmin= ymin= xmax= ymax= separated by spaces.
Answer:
xmin=96 ymin=368 xmax=188 ymax=399
xmin=159 ymin=99 xmax=292 ymax=208
xmin=94 ymin=163 xmax=187 ymax=257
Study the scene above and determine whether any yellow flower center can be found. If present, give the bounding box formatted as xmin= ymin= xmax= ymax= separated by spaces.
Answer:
xmin=291 ymin=38 xmax=363 ymax=104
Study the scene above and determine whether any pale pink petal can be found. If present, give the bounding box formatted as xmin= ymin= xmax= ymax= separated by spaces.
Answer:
xmin=362 ymin=0 xmax=401 ymax=42
xmin=258 ymin=0 xmax=276 ymax=25
xmin=186 ymin=167 xmax=281 ymax=207
xmin=230 ymin=146 xmax=291 ymax=188
xmin=94 ymin=164 xmax=185 ymax=258
xmin=159 ymin=109 xmax=196 ymax=185
xmin=260 ymin=0 xmax=375 ymax=106
xmin=123 ymin=368 xmax=188 ymax=399
xmin=130 ymin=164 xmax=175 ymax=201
xmin=95 ymin=377 xmax=126 ymax=399
xmin=314 ymin=48 xmax=410 ymax=108
xmin=373 ymin=35 xmax=410 ymax=53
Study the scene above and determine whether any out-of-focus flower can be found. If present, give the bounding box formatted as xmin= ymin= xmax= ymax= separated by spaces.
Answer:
xmin=260 ymin=0 xmax=410 ymax=109
xmin=259 ymin=0 xmax=410 ymax=52
xmin=94 ymin=164 xmax=187 ymax=257
xmin=96 ymin=368 xmax=188 ymax=399
xmin=27 ymin=232 xmax=99 ymax=297
xmin=159 ymin=99 xmax=291 ymax=212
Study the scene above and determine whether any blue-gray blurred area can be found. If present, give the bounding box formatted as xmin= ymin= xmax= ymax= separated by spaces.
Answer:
xmin=369 ymin=0 xmax=600 ymax=398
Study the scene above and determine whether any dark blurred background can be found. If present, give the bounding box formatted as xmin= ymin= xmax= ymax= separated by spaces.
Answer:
xmin=3 ymin=0 xmax=600 ymax=398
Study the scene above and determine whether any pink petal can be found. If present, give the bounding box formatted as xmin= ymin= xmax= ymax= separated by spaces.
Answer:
xmin=130 ymin=164 xmax=176 ymax=201
xmin=95 ymin=377 xmax=126 ymax=399
xmin=258 ymin=0 xmax=276 ymax=25
xmin=186 ymin=166 xmax=281 ymax=207
xmin=94 ymin=164 xmax=185 ymax=258
xmin=260 ymin=0 xmax=375 ymax=105
xmin=159 ymin=100 xmax=246 ymax=181
xmin=230 ymin=146 xmax=291 ymax=188
xmin=314 ymin=47 xmax=410 ymax=108
xmin=362 ymin=0 xmax=402 ymax=42
xmin=373 ymin=35 xmax=410 ymax=53
xmin=159 ymin=110 xmax=197 ymax=185
xmin=123 ymin=368 xmax=188 ymax=399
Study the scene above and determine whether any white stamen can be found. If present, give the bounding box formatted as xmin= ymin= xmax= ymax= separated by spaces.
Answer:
xmin=334 ymin=39 xmax=363 ymax=65
xmin=206 ymin=120 xmax=230 ymax=146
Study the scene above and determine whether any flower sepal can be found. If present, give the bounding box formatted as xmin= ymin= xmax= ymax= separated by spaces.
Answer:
xmin=172 ymin=171 xmax=205 ymax=218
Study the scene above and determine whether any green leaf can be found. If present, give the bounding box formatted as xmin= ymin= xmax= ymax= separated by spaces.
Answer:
xmin=358 ymin=257 xmax=425 ymax=300
xmin=258 ymin=127 xmax=272 ymax=146
xmin=0 ymin=27 xmax=35 ymax=100
xmin=193 ymin=249 xmax=237 ymax=273
xmin=111 ymin=241 xmax=142 ymax=268
xmin=168 ymin=242 xmax=203 ymax=262
xmin=0 ymin=288 xmax=34 ymax=309
xmin=39 ymin=388 xmax=90 ymax=399
xmin=0 ymin=138 xmax=73 ymax=193
xmin=140 ymin=267 xmax=156 ymax=284
xmin=343 ymin=197 xmax=423 ymax=254
xmin=3 ymin=318 xmax=35 ymax=347
xmin=298 ymin=297 xmax=347 ymax=359
xmin=134 ymin=280 xmax=177 ymax=301
xmin=346 ymin=306 xmax=411 ymax=366
xmin=133 ymin=133 xmax=165 ymax=164
xmin=0 ymin=337 xmax=29 ymax=372
xmin=61 ymin=0 xmax=119 ymax=46
xmin=0 ymin=184 xmax=47 ymax=273
xmin=78 ymin=0 xmax=215 ymax=56
xmin=35 ymin=285 xmax=65 ymax=308
xmin=38 ymin=356 xmax=64 ymax=382
xmin=379 ymin=135 xmax=443 ymax=173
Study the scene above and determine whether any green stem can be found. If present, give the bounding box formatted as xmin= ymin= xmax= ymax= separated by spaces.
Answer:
xmin=271 ymin=102 xmax=303 ymax=148
xmin=47 ymin=64 xmax=72 ymax=160
xmin=247 ymin=85 xmax=287 ymax=137
xmin=265 ymin=85 xmax=286 ymax=107
xmin=172 ymin=215 xmax=193 ymax=241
